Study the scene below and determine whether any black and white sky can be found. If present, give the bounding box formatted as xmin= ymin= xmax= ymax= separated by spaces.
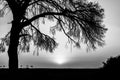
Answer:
xmin=0 ymin=0 xmax=120 ymax=68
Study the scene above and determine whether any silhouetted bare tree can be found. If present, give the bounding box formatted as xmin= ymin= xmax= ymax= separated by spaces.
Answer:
xmin=0 ymin=0 xmax=107 ymax=69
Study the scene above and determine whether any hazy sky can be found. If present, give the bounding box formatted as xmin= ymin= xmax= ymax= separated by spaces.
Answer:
xmin=0 ymin=0 xmax=120 ymax=68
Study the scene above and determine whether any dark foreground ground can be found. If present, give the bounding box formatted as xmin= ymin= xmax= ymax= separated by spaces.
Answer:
xmin=0 ymin=68 xmax=119 ymax=79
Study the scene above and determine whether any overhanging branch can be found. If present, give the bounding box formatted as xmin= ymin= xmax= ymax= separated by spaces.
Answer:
xmin=22 ymin=11 xmax=77 ymax=44
xmin=30 ymin=23 xmax=51 ymax=38
xmin=29 ymin=0 xmax=43 ymax=6
xmin=59 ymin=21 xmax=77 ymax=44
xmin=54 ymin=16 xmax=77 ymax=44
xmin=22 ymin=12 xmax=63 ymax=27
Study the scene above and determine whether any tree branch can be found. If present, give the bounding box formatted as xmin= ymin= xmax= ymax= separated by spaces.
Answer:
xmin=22 ymin=12 xmax=63 ymax=27
xmin=22 ymin=11 xmax=77 ymax=44
xmin=19 ymin=34 xmax=31 ymax=37
xmin=29 ymin=0 xmax=42 ymax=6
xmin=55 ymin=17 xmax=77 ymax=44
xmin=30 ymin=22 xmax=50 ymax=38
xmin=60 ymin=22 xmax=77 ymax=44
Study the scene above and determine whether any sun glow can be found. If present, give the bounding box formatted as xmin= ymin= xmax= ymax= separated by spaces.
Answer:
xmin=53 ymin=54 xmax=67 ymax=65
xmin=55 ymin=57 xmax=65 ymax=64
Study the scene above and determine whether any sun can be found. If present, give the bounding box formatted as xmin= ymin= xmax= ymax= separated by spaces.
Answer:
xmin=55 ymin=58 xmax=65 ymax=64
xmin=53 ymin=54 xmax=67 ymax=65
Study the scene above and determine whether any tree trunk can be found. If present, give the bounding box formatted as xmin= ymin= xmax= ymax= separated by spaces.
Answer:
xmin=8 ymin=21 xmax=21 ymax=70
xmin=6 ymin=0 xmax=26 ymax=70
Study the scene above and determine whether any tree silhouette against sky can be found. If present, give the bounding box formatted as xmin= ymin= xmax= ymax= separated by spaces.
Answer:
xmin=0 ymin=0 xmax=107 ymax=69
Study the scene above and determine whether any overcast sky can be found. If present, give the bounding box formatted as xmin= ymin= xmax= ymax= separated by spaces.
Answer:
xmin=0 ymin=0 xmax=120 ymax=68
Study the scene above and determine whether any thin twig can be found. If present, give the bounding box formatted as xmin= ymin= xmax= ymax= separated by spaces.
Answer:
xmin=56 ymin=17 xmax=77 ymax=44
